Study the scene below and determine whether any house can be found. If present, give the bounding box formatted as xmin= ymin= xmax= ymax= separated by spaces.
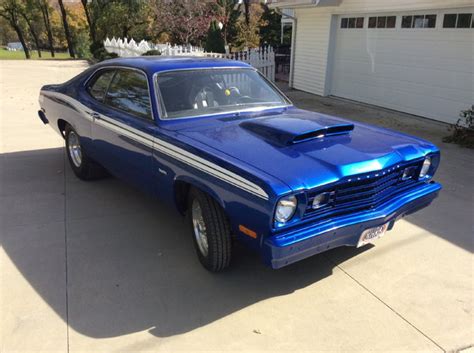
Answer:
xmin=7 ymin=42 xmax=23 ymax=51
xmin=269 ymin=0 xmax=474 ymax=124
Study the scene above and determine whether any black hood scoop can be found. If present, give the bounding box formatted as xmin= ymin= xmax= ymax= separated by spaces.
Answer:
xmin=240 ymin=115 xmax=354 ymax=146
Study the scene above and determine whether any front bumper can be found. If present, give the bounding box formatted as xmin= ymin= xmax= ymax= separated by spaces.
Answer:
xmin=263 ymin=181 xmax=441 ymax=269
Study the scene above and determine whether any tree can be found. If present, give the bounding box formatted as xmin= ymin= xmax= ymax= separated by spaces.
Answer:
xmin=259 ymin=4 xmax=281 ymax=47
xmin=234 ymin=2 xmax=262 ymax=50
xmin=0 ymin=0 xmax=31 ymax=59
xmin=37 ymin=0 xmax=54 ymax=57
xmin=80 ymin=0 xmax=96 ymax=43
xmin=80 ymin=0 xmax=149 ymax=57
xmin=20 ymin=0 xmax=43 ymax=57
xmin=58 ymin=0 xmax=75 ymax=57
xmin=151 ymin=0 xmax=214 ymax=45
xmin=213 ymin=0 xmax=240 ymax=48
xmin=204 ymin=20 xmax=225 ymax=53
xmin=242 ymin=0 xmax=250 ymax=25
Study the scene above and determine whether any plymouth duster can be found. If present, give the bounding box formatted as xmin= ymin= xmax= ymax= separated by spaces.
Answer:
xmin=38 ymin=57 xmax=441 ymax=271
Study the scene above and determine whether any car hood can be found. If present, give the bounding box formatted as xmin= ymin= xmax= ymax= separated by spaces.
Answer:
xmin=172 ymin=108 xmax=438 ymax=191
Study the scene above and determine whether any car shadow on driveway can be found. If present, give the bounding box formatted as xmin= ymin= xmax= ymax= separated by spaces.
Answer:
xmin=5 ymin=144 xmax=469 ymax=340
xmin=1 ymin=147 xmax=377 ymax=339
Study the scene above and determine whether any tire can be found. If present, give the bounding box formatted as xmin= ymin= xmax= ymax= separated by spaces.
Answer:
xmin=65 ymin=125 xmax=106 ymax=180
xmin=187 ymin=188 xmax=232 ymax=272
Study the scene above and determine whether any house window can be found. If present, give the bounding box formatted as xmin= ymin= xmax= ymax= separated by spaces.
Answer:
xmin=402 ymin=14 xmax=436 ymax=28
xmin=368 ymin=16 xmax=396 ymax=29
xmin=341 ymin=17 xmax=364 ymax=29
xmin=377 ymin=16 xmax=386 ymax=28
xmin=368 ymin=17 xmax=376 ymax=28
xmin=443 ymin=14 xmax=457 ymax=28
xmin=402 ymin=15 xmax=413 ymax=28
xmin=443 ymin=13 xmax=473 ymax=28
xmin=386 ymin=16 xmax=396 ymax=28
xmin=457 ymin=13 xmax=472 ymax=28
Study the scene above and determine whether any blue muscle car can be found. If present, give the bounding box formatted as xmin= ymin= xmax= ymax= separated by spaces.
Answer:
xmin=38 ymin=57 xmax=441 ymax=271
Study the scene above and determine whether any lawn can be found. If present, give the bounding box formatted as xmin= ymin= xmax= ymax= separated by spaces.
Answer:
xmin=0 ymin=49 xmax=71 ymax=60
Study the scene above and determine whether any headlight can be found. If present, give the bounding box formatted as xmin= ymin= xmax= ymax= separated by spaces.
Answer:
xmin=275 ymin=195 xmax=297 ymax=223
xmin=419 ymin=156 xmax=432 ymax=179
xmin=312 ymin=192 xmax=331 ymax=209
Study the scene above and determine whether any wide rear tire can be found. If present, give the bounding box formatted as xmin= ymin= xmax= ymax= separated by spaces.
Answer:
xmin=65 ymin=125 xmax=106 ymax=180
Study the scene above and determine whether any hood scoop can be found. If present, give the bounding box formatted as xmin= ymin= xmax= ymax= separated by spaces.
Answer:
xmin=240 ymin=116 xmax=354 ymax=146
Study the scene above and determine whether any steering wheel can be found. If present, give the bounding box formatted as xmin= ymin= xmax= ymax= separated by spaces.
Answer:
xmin=226 ymin=86 xmax=253 ymax=104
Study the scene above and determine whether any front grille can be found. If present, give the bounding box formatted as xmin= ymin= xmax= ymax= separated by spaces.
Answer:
xmin=304 ymin=160 xmax=423 ymax=221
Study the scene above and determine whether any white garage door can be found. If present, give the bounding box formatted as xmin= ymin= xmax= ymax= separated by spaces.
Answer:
xmin=331 ymin=9 xmax=474 ymax=124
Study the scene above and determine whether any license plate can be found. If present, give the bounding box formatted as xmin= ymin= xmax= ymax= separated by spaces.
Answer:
xmin=357 ymin=223 xmax=389 ymax=248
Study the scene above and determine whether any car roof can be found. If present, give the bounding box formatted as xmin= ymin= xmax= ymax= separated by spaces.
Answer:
xmin=95 ymin=56 xmax=252 ymax=76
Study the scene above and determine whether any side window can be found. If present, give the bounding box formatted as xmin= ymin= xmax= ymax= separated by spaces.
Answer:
xmin=87 ymin=70 xmax=115 ymax=102
xmin=104 ymin=69 xmax=152 ymax=120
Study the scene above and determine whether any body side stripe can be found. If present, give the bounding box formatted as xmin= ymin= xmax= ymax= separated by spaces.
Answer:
xmin=42 ymin=91 xmax=270 ymax=200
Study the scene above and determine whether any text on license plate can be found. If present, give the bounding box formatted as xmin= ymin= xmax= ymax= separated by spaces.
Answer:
xmin=357 ymin=223 xmax=389 ymax=248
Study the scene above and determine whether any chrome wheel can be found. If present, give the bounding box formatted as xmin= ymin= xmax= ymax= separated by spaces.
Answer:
xmin=192 ymin=199 xmax=209 ymax=257
xmin=68 ymin=131 xmax=82 ymax=168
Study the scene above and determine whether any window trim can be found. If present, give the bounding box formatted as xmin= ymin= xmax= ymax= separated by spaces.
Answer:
xmin=443 ymin=12 xmax=474 ymax=28
xmin=401 ymin=13 xmax=437 ymax=29
xmin=84 ymin=66 xmax=156 ymax=122
xmin=152 ymin=67 xmax=293 ymax=121
xmin=340 ymin=16 xmax=364 ymax=29
xmin=85 ymin=69 xmax=115 ymax=103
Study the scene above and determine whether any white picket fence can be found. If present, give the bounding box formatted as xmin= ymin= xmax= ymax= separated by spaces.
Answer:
xmin=103 ymin=37 xmax=275 ymax=81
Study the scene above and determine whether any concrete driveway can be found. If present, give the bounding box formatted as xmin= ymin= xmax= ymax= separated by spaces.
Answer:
xmin=1 ymin=60 xmax=472 ymax=353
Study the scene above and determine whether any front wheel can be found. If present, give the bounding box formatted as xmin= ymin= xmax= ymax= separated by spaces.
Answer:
xmin=65 ymin=125 xmax=105 ymax=180
xmin=188 ymin=188 xmax=232 ymax=272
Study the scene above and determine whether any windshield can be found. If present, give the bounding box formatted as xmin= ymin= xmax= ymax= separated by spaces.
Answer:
xmin=155 ymin=68 xmax=290 ymax=119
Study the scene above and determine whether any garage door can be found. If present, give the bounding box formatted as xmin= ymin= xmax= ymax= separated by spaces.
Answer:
xmin=330 ymin=9 xmax=474 ymax=124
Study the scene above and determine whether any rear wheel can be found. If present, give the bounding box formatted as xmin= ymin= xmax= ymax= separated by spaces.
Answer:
xmin=188 ymin=188 xmax=232 ymax=272
xmin=65 ymin=125 xmax=106 ymax=180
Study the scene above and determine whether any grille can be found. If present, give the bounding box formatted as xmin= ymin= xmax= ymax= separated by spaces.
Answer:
xmin=304 ymin=160 xmax=423 ymax=221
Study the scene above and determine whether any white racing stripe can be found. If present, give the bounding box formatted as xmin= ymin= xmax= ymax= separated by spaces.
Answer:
xmin=42 ymin=91 xmax=269 ymax=200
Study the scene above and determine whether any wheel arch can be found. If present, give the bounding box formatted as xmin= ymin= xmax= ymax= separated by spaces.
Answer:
xmin=57 ymin=118 xmax=70 ymax=138
xmin=173 ymin=176 xmax=226 ymax=216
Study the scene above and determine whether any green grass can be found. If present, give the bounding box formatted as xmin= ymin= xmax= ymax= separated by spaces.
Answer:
xmin=0 ymin=48 xmax=71 ymax=60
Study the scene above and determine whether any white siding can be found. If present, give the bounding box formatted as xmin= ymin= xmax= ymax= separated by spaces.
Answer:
xmin=276 ymin=0 xmax=474 ymax=12
xmin=290 ymin=1 xmax=474 ymax=122
xmin=331 ymin=0 xmax=474 ymax=13
xmin=292 ymin=8 xmax=332 ymax=95
xmin=330 ymin=9 xmax=474 ymax=124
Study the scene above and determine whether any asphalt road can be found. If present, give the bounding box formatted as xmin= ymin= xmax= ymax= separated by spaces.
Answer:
xmin=1 ymin=60 xmax=472 ymax=352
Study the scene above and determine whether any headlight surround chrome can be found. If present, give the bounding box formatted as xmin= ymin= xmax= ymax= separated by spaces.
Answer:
xmin=275 ymin=195 xmax=298 ymax=223
xmin=419 ymin=156 xmax=432 ymax=179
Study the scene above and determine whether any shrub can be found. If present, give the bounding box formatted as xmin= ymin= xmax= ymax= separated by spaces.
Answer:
xmin=443 ymin=106 xmax=474 ymax=148
xmin=142 ymin=49 xmax=161 ymax=56
xmin=73 ymin=31 xmax=91 ymax=59
xmin=92 ymin=47 xmax=118 ymax=62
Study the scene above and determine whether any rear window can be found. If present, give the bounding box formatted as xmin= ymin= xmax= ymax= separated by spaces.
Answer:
xmin=104 ymin=69 xmax=152 ymax=120
xmin=87 ymin=70 xmax=115 ymax=102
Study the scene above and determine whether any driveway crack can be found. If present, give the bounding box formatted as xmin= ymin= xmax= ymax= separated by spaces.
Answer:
xmin=63 ymin=146 xmax=70 ymax=353
xmin=323 ymin=254 xmax=446 ymax=352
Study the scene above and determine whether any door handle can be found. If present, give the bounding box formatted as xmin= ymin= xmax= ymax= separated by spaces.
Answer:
xmin=90 ymin=112 xmax=101 ymax=120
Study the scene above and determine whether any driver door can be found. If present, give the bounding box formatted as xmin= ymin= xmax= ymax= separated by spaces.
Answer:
xmin=87 ymin=68 xmax=156 ymax=194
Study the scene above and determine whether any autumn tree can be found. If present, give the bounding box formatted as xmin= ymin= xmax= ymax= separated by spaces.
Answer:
xmin=234 ymin=2 xmax=263 ymax=50
xmin=19 ymin=0 xmax=43 ymax=57
xmin=37 ymin=0 xmax=55 ymax=57
xmin=58 ymin=0 xmax=75 ymax=57
xmin=0 ymin=0 xmax=30 ymax=58
xmin=152 ymin=0 xmax=214 ymax=45
xmin=213 ymin=0 xmax=240 ymax=48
